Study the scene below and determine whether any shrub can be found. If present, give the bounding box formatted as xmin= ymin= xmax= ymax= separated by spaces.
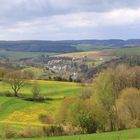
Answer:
xmin=17 ymin=127 xmax=42 ymax=138
xmin=39 ymin=114 xmax=53 ymax=124
xmin=42 ymin=125 xmax=65 ymax=136
xmin=63 ymin=124 xmax=82 ymax=135
xmin=32 ymin=82 xmax=41 ymax=100
xmin=4 ymin=127 xmax=17 ymax=138
xmin=0 ymin=91 xmax=14 ymax=97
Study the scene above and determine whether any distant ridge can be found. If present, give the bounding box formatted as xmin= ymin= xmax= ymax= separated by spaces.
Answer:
xmin=0 ymin=39 xmax=139 ymax=53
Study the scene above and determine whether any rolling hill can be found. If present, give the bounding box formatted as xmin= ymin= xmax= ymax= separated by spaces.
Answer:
xmin=0 ymin=39 xmax=140 ymax=53
xmin=0 ymin=80 xmax=81 ymax=134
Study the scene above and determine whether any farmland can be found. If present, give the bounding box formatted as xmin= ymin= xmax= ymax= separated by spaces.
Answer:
xmin=0 ymin=46 xmax=139 ymax=139
xmin=0 ymin=80 xmax=81 ymax=134
xmin=0 ymin=50 xmax=57 ymax=60
xmin=108 ymin=46 xmax=140 ymax=56
xmin=0 ymin=80 xmax=80 ymax=98
xmin=1 ymin=0 xmax=140 ymax=139
xmin=57 ymin=51 xmax=113 ymax=60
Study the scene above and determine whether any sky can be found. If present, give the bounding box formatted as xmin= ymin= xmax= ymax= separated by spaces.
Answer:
xmin=0 ymin=0 xmax=140 ymax=40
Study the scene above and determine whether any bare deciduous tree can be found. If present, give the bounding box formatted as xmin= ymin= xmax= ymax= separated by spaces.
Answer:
xmin=4 ymin=71 xmax=27 ymax=96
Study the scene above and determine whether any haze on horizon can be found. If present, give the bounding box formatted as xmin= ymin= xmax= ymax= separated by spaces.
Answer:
xmin=0 ymin=0 xmax=140 ymax=40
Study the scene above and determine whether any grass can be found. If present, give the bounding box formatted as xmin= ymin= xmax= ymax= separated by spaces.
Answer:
xmin=0 ymin=80 xmax=81 ymax=131
xmin=0 ymin=50 xmax=57 ymax=60
xmin=0 ymin=80 xmax=80 ymax=98
xmin=109 ymin=47 xmax=140 ymax=56
xmin=57 ymin=51 xmax=100 ymax=57
xmin=0 ymin=96 xmax=61 ymax=126
xmin=10 ymin=128 xmax=140 ymax=140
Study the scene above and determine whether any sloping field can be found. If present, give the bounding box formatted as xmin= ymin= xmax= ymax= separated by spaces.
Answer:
xmin=0 ymin=50 xmax=57 ymax=60
xmin=108 ymin=47 xmax=140 ymax=56
xmin=0 ymin=80 xmax=80 ymax=98
xmin=12 ymin=128 xmax=140 ymax=140
xmin=57 ymin=51 xmax=113 ymax=60
xmin=0 ymin=96 xmax=61 ymax=126
xmin=0 ymin=80 xmax=80 ymax=133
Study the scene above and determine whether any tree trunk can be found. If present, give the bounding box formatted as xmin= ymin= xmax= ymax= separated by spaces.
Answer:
xmin=14 ymin=89 xmax=18 ymax=97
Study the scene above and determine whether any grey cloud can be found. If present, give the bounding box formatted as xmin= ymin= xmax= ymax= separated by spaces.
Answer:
xmin=0 ymin=0 xmax=140 ymax=20
xmin=0 ymin=0 xmax=140 ymax=40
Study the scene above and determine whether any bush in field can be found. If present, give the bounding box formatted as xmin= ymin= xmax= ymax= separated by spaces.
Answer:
xmin=64 ymin=124 xmax=82 ymax=135
xmin=31 ymin=82 xmax=41 ymax=100
xmin=56 ymin=97 xmax=98 ymax=134
xmin=39 ymin=114 xmax=53 ymax=124
xmin=42 ymin=125 xmax=65 ymax=136
xmin=55 ymin=97 xmax=77 ymax=124
xmin=17 ymin=127 xmax=42 ymax=138
xmin=3 ymin=127 xmax=17 ymax=139
xmin=69 ymin=99 xmax=97 ymax=134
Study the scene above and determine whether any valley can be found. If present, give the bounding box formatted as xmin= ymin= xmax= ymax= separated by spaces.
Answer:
xmin=0 ymin=42 xmax=139 ymax=139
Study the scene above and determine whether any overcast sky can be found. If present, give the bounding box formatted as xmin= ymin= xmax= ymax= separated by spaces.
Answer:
xmin=0 ymin=0 xmax=140 ymax=40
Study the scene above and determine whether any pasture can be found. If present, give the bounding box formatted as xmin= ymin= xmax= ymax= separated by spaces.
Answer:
xmin=0 ymin=50 xmax=57 ymax=60
xmin=109 ymin=47 xmax=140 ymax=56
xmin=11 ymin=128 xmax=140 ymax=140
xmin=0 ymin=80 xmax=80 ymax=98
xmin=0 ymin=80 xmax=81 ymax=133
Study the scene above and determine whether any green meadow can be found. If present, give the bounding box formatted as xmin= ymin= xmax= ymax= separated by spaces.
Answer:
xmin=0 ymin=50 xmax=57 ymax=60
xmin=11 ymin=128 xmax=140 ymax=140
xmin=109 ymin=47 xmax=140 ymax=56
xmin=0 ymin=80 xmax=80 ymax=98
xmin=0 ymin=80 xmax=81 ymax=133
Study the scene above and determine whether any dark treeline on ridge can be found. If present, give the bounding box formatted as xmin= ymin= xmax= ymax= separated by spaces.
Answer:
xmin=0 ymin=39 xmax=140 ymax=53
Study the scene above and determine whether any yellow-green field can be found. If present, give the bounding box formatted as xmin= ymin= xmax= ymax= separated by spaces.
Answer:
xmin=57 ymin=51 xmax=100 ymax=58
xmin=56 ymin=51 xmax=113 ymax=60
xmin=0 ymin=80 xmax=81 ymax=132
xmin=0 ymin=80 xmax=80 ymax=98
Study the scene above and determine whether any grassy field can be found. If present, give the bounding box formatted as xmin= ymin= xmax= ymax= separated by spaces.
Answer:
xmin=0 ymin=80 xmax=81 ymax=132
xmin=56 ymin=51 xmax=113 ymax=60
xmin=57 ymin=51 xmax=100 ymax=57
xmin=0 ymin=50 xmax=57 ymax=60
xmin=0 ymin=80 xmax=80 ymax=98
xmin=109 ymin=47 xmax=140 ymax=56
xmin=10 ymin=128 xmax=140 ymax=140
xmin=2 ymin=79 xmax=133 ymax=140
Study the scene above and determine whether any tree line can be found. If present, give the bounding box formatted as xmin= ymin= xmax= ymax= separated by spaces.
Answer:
xmin=56 ymin=64 xmax=140 ymax=134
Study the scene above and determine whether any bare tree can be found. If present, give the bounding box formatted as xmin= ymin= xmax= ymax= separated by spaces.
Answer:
xmin=4 ymin=71 xmax=27 ymax=96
